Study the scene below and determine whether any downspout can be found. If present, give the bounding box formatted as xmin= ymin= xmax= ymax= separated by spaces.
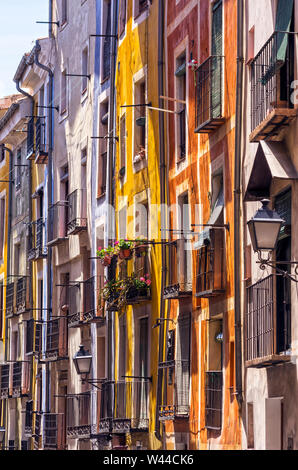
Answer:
xmin=34 ymin=39 xmax=54 ymax=414
xmin=155 ymin=0 xmax=166 ymax=440
xmin=2 ymin=146 xmax=14 ymax=363
xmin=107 ymin=0 xmax=118 ymax=419
xmin=234 ymin=0 xmax=244 ymax=407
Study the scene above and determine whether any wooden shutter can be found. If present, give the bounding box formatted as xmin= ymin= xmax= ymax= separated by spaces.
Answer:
xmin=275 ymin=0 xmax=294 ymax=66
xmin=120 ymin=114 xmax=126 ymax=171
xmin=120 ymin=0 xmax=126 ymax=36
xmin=211 ymin=0 xmax=222 ymax=118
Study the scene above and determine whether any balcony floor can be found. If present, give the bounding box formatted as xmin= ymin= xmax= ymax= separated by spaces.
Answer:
xmin=249 ymin=108 xmax=297 ymax=143
xmin=245 ymin=353 xmax=291 ymax=368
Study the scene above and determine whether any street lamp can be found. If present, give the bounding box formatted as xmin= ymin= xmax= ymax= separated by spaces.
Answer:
xmin=73 ymin=344 xmax=92 ymax=379
xmin=247 ymin=199 xmax=284 ymax=253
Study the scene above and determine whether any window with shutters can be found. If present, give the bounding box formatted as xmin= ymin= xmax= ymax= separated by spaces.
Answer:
xmin=119 ymin=0 xmax=126 ymax=37
xmin=97 ymin=100 xmax=108 ymax=197
xmin=133 ymin=316 xmax=149 ymax=428
xmin=82 ymin=47 xmax=88 ymax=94
xmin=119 ymin=113 xmax=126 ymax=179
xmin=249 ymin=0 xmax=295 ymax=142
xmin=175 ymin=52 xmax=187 ymax=162
xmin=195 ymin=0 xmax=224 ymax=133
xmin=133 ymin=77 xmax=147 ymax=166
xmin=205 ymin=317 xmax=223 ymax=430
xmin=102 ymin=0 xmax=111 ymax=81
xmin=60 ymin=69 xmax=67 ymax=115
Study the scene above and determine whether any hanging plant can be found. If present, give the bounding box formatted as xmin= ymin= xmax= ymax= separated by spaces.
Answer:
xmin=97 ymin=245 xmax=118 ymax=266
xmin=117 ymin=239 xmax=133 ymax=260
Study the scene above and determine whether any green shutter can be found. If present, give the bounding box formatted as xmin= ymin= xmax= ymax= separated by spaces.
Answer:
xmin=275 ymin=189 xmax=291 ymax=240
xmin=211 ymin=0 xmax=222 ymax=118
xmin=275 ymin=0 xmax=294 ymax=66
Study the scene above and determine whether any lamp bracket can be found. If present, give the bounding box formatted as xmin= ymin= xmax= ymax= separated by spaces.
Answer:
xmin=257 ymin=251 xmax=298 ymax=282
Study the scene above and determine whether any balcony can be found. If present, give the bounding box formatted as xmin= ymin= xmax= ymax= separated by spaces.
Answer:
xmin=47 ymin=202 xmax=68 ymax=247
xmin=82 ymin=276 xmax=105 ymax=325
xmin=163 ymin=240 xmax=192 ymax=300
xmin=195 ymin=56 xmax=225 ymax=133
xmin=196 ymin=228 xmax=225 ymax=298
xmin=11 ymin=361 xmax=30 ymax=398
xmin=66 ymin=392 xmax=91 ymax=439
xmin=66 ymin=283 xmax=82 ymax=328
xmin=245 ymin=274 xmax=291 ymax=368
xmin=0 ymin=364 xmax=10 ymax=398
xmin=15 ymin=276 xmax=29 ymax=314
xmin=250 ymin=31 xmax=297 ymax=142
xmin=24 ymin=400 xmax=33 ymax=437
xmin=28 ymin=218 xmax=47 ymax=261
xmin=44 ymin=413 xmax=65 ymax=450
xmin=26 ymin=318 xmax=42 ymax=356
xmin=67 ymin=189 xmax=87 ymax=235
xmin=205 ymin=371 xmax=223 ymax=430
xmin=5 ymin=281 xmax=14 ymax=317
xmin=43 ymin=317 xmax=68 ymax=362
xmin=158 ymin=360 xmax=190 ymax=421
xmin=26 ymin=117 xmax=35 ymax=160
xmin=35 ymin=117 xmax=48 ymax=164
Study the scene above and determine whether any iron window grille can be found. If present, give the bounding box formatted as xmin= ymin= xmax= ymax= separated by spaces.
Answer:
xmin=205 ymin=371 xmax=223 ymax=430
xmin=44 ymin=317 xmax=68 ymax=361
xmin=158 ymin=360 xmax=190 ymax=421
xmin=25 ymin=400 xmax=33 ymax=437
xmin=5 ymin=281 xmax=14 ymax=317
xmin=43 ymin=413 xmax=65 ymax=450
xmin=195 ymin=56 xmax=225 ymax=133
xmin=26 ymin=117 xmax=35 ymax=160
xmin=35 ymin=117 xmax=48 ymax=163
xmin=0 ymin=364 xmax=10 ymax=398
xmin=28 ymin=218 xmax=46 ymax=261
xmin=15 ymin=276 xmax=28 ymax=314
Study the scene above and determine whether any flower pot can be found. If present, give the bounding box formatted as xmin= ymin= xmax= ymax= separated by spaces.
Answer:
xmin=102 ymin=255 xmax=112 ymax=266
xmin=119 ymin=248 xmax=132 ymax=260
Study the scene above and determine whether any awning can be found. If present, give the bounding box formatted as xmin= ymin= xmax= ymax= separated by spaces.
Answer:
xmin=194 ymin=188 xmax=224 ymax=249
xmin=244 ymin=141 xmax=298 ymax=202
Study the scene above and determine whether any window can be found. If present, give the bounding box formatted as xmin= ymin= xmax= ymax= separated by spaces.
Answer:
xmin=275 ymin=188 xmax=291 ymax=353
xmin=175 ymin=52 xmax=186 ymax=161
xmin=119 ymin=0 xmax=126 ymax=36
xmin=119 ymin=113 xmax=126 ymax=178
xmin=135 ymin=200 xmax=148 ymax=239
xmin=97 ymin=100 xmax=109 ymax=197
xmin=178 ymin=193 xmax=192 ymax=289
xmin=60 ymin=69 xmax=67 ymax=115
xmin=134 ymin=0 xmax=148 ymax=18
xmin=15 ymin=149 xmax=21 ymax=191
xmin=0 ymin=196 xmax=5 ymax=260
xmin=211 ymin=0 xmax=223 ymax=118
xmin=102 ymin=1 xmax=111 ymax=81
xmin=61 ymin=0 xmax=67 ymax=25
xmin=0 ymin=282 xmax=3 ymax=337
xmin=175 ymin=313 xmax=191 ymax=416
xmin=133 ymin=78 xmax=146 ymax=165
xmin=82 ymin=47 xmax=88 ymax=94
xmin=134 ymin=317 xmax=149 ymax=423
xmin=205 ymin=317 xmax=223 ymax=430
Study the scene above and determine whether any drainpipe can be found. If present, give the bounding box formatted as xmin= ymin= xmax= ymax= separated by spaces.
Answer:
xmin=34 ymin=39 xmax=54 ymax=414
xmin=234 ymin=0 xmax=244 ymax=407
xmin=155 ymin=0 xmax=166 ymax=441
xmin=106 ymin=0 xmax=118 ymax=424
xmin=2 ymin=146 xmax=13 ymax=363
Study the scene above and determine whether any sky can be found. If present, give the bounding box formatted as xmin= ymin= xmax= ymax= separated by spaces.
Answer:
xmin=0 ymin=0 xmax=49 ymax=97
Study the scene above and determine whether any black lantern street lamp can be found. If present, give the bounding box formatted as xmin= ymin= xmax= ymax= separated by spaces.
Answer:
xmin=248 ymin=199 xmax=298 ymax=283
xmin=247 ymin=199 xmax=284 ymax=253
xmin=73 ymin=344 xmax=92 ymax=379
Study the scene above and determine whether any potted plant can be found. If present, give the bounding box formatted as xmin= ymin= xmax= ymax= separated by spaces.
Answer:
xmin=134 ymin=238 xmax=148 ymax=257
xmin=117 ymin=239 xmax=133 ymax=260
xmin=97 ymin=245 xmax=117 ymax=266
xmin=101 ymin=279 xmax=122 ymax=309
xmin=126 ymin=274 xmax=151 ymax=300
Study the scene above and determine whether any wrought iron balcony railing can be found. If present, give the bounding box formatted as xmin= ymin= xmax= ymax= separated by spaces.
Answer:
xmin=196 ymin=229 xmax=225 ymax=298
xmin=250 ymin=31 xmax=297 ymax=142
xmin=195 ymin=56 xmax=225 ymax=133
xmin=47 ymin=202 xmax=68 ymax=247
xmin=163 ymin=240 xmax=192 ymax=299
xmin=66 ymin=392 xmax=91 ymax=439
xmin=82 ymin=276 xmax=105 ymax=324
xmin=66 ymin=283 xmax=81 ymax=328
xmin=205 ymin=371 xmax=223 ymax=430
xmin=67 ymin=189 xmax=87 ymax=235
xmin=43 ymin=413 xmax=65 ymax=450
xmin=0 ymin=364 xmax=10 ymax=398
xmin=11 ymin=361 xmax=30 ymax=398
xmin=28 ymin=218 xmax=46 ymax=261
xmin=24 ymin=400 xmax=33 ymax=437
xmin=245 ymin=274 xmax=291 ymax=367
xmin=44 ymin=317 xmax=68 ymax=362
xmin=35 ymin=117 xmax=48 ymax=163
xmin=15 ymin=276 xmax=29 ymax=314
xmin=158 ymin=360 xmax=190 ymax=421
xmin=26 ymin=318 xmax=42 ymax=356
xmin=5 ymin=281 xmax=14 ymax=317
xmin=26 ymin=117 xmax=35 ymax=160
